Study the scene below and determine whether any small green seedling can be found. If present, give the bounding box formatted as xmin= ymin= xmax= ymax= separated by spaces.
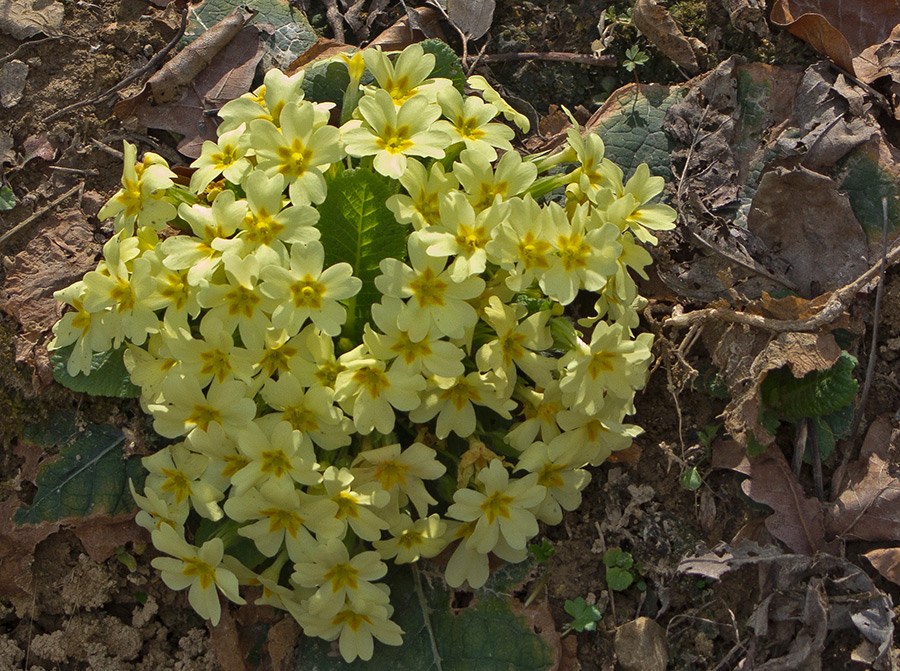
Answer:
xmin=528 ymin=539 xmax=556 ymax=564
xmin=623 ymin=45 xmax=649 ymax=73
xmin=680 ymin=466 xmax=702 ymax=491
xmin=562 ymin=597 xmax=604 ymax=635
xmin=603 ymin=547 xmax=646 ymax=592
xmin=114 ymin=545 xmax=137 ymax=572
xmin=680 ymin=423 xmax=720 ymax=491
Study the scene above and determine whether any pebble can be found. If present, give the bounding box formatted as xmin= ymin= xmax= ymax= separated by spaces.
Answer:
xmin=614 ymin=616 xmax=669 ymax=671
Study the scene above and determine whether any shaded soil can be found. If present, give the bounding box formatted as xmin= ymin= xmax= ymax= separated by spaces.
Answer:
xmin=1 ymin=0 xmax=899 ymax=670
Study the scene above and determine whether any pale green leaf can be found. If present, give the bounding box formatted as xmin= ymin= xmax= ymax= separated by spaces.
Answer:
xmin=0 ymin=185 xmax=15 ymax=211
xmin=51 ymin=344 xmax=140 ymax=398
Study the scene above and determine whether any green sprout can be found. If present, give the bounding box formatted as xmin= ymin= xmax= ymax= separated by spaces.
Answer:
xmin=562 ymin=596 xmax=604 ymax=635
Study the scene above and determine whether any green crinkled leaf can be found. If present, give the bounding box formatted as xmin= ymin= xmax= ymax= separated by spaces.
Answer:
xmin=0 ymin=185 xmax=15 ymax=211
xmin=51 ymin=344 xmax=141 ymax=398
xmin=294 ymin=561 xmax=554 ymax=671
xmin=316 ymin=168 xmax=406 ymax=336
xmin=592 ymin=84 xmax=684 ymax=182
xmin=181 ymin=0 xmax=316 ymax=71
xmin=420 ymin=38 xmax=465 ymax=92
xmin=761 ymin=352 xmax=858 ymax=421
xmin=302 ymin=59 xmax=353 ymax=105
xmin=16 ymin=413 xmax=144 ymax=525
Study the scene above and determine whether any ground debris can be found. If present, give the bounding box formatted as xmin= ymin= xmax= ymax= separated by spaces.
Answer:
xmin=614 ymin=616 xmax=668 ymax=671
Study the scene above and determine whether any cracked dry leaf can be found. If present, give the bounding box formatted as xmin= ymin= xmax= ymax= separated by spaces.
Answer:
xmin=712 ymin=440 xmax=832 ymax=555
xmin=0 ymin=0 xmax=64 ymax=40
xmin=633 ymin=0 xmax=702 ymax=73
xmin=827 ymin=446 xmax=900 ymax=542
xmin=864 ymin=547 xmax=900 ymax=587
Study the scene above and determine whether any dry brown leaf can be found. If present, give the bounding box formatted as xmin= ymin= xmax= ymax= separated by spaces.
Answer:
xmin=0 ymin=59 xmax=28 ymax=108
xmin=864 ymin=547 xmax=900 ymax=587
xmin=209 ymin=601 xmax=247 ymax=671
xmin=0 ymin=209 xmax=98 ymax=373
xmin=0 ymin=497 xmax=57 ymax=597
xmin=285 ymin=36 xmax=355 ymax=75
xmin=266 ymin=616 xmax=301 ymax=671
xmin=771 ymin=0 xmax=900 ymax=78
xmin=117 ymin=25 xmax=264 ymax=158
xmin=607 ymin=442 xmax=642 ymax=467
xmin=633 ymin=0 xmax=702 ymax=73
xmin=149 ymin=7 xmax=253 ymax=104
xmin=70 ymin=512 xmax=148 ymax=564
xmin=0 ymin=0 xmax=64 ymax=40
xmin=368 ymin=6 xmax=444 ymax=50
xmin=712 ymin=440 xmax=832 ymax=555
xmin=747 ymin=166 xmax=868 ymax=297
xmin=827 ymin=452 xmax=900 ymax=542
xmin=707 ymin=329 xmax=841 ymax=449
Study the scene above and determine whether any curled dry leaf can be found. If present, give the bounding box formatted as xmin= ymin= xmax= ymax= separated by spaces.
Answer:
xmin=633 ymin=0 xmax=702 ymax=73
xmin=864 ymin=547 xmax=900 ymax=587
xmin=712 ymin=440 xmax=832 ymax=555
xmin=368 ymin=6 xmax=444 ymax=50
xmin=770 ymin=0 xmax=900 ymax=79
xmin=0 ymin=0 xmax=64 ymax=40
xmin=148 ymin=7 xmax=253 ymax=104
xmin=827 ymin=454 xmax=900 ymax=542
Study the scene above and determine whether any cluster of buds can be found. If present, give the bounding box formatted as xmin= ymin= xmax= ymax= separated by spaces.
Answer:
xmin=51 ymin=43 xmax=674 ymax=662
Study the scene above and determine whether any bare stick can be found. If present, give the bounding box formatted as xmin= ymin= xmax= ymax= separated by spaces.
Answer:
xmin=91 ymin=139 xmax=124 ymax=160
xmin=466 ymin=52 xmax=616 ymax=66
xmin=49 ymin=165 xmax=100 ymax=176
xmin=0 ymin=184 xmax=81 ymax=248
xmin=0 ymin=35 xmax=86 ymax=66
xmin=45 ymin=9 xmax=189 ymax=123
xmin=663 ymin=238 xmax=900 ymax=332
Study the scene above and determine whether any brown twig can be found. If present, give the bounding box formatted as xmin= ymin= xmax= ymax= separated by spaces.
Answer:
xmin=663 ymin=237 xmax=900 ymax=332
xmin=44 ymin=9 xmax=189 ymax=123
xmin=465 ymin=52 xmax=617 ymax=66
xmin=0 ymin=184 xmax=81 ymax=248
xmin=0 ymin=35 xmax=87 ymax=66
xmin=90 ymin=139 xmax=124 ymax=160
xmin=49 ymin=165 xmax=99 ymax=176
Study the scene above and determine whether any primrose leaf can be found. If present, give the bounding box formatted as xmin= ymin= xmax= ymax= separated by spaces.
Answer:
xmin=421 ymin=38 xmax=465 ymax=92
xmin=294 ymin=561 xmax=556 ymax=670
xmin=16 ymin=413 xmax=144 ymax=525
xmin=316 ymin=168 xmax=406 ymax=336
xmin=51 ymin=344 xmax=141 ymax=398
xmin=591 ymin=84 xmax=684 ymax=181
xmin=761 ymin=351 xmax=858 ymax=420
xmin=564 ymin=597 xmax=603 ymax=632
xmin=0 ymin=185 xmax=15 ymax=211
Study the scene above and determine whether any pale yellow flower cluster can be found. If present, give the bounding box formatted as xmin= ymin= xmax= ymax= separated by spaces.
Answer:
xmin=50 ymin=43 xmax=674 ymax=662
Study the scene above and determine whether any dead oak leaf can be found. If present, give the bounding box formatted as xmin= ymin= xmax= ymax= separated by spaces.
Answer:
xmin=827 ymin=452 xmax=900 ymax=542
xmin=864 ymin=547 xmax=900 ymax=587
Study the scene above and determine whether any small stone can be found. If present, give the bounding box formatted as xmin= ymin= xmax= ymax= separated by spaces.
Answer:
xmin=614 ymin=616 xmax=669 ymax=671
xmin=0 ymin=60 xmax=29 ymax=108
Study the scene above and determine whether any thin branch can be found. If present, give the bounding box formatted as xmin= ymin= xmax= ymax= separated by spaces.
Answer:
xmin=465 ymin=52 xmax=616 ymax=67
xmin=663 ymin=237 xmax=900 ymax=332
xmin=44 ymin=9 xmax=189 ymax=123
xmin=0 ymin=184 xmax=81 ymax=248
xmin=0 ymin=35 xmax=87 ymax=66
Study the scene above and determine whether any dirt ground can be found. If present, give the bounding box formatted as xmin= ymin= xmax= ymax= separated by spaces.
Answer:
xmin=1 ymin=0 xmax=899 ymax=669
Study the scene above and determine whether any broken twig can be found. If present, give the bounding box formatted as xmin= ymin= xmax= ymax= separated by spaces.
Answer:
xmin=0 ymin=184 xmax=81 ymax=248
xmin=466 ymin=52 xmax=616 ymax=66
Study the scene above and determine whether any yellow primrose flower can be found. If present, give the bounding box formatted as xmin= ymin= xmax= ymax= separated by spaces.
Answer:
xmin=446 ymin=459 xmax=545 ymax=554
xmin=410 ymin=371 xmax=516 ymax=440
xmin=98 ymin=141 xmax=176 ymax=235
xmin=218 ymin=67 xmax=307 ymax=133
xmin=454 ymin=148 xmax=537 ymax=211
xmin=602 ymin=164 xmax=677 ymax=244
xmin=50 ymin=283 xmax=116 ymax=376
xmin=515 ymin=441 xmax=591 ymax=525
xmin=260 ymin=240 xmax=362 ymax=337
xmin=260 ymin=373 xmax=351 ymax=450
xmin=558 ymin=323 xmax=654 ymax=415
xmin=129 ymin=478 xmax=189 ymax=533
xmin=320 ymin=466 xmax=391 ymax=542
xmin=148 ymin=374 xmax=257 ymax=440
xmin=362 ymin=43 xmax=436 ymax=104
xmin=467 ymin=75 xmax=530 ymax=132
xmin=351 ymin=442 xmax=446 ymax=517
xmin=506 ymin=381 xmax=564 ymax=451
xmin=250 ymin=100 xmax=342 ymax=206
xmin=184 ymin=422 xmax=248 ymax=493
xmin=375 ymin=236 xmax=484 ymax=341
xmin=150 ymin=524 xmax=244 ymax=626
xmin=296 ymin=594 xmax=403 ymax=663
xmin=433 ymin=86 xmax=514 ymax=161
xmin=165 ymin=316 xmax=255 ymax=388
xmin=342 ymin=89 xmax=448 ymax=179
xmin=190 ymin=124 xmax=252 ymax=194
xmin=443 ymin=518 xmax=528 ymax=589
xmin=230 ymin=420 xmax=322 ymax=495
xmin=553 ymin=394 xmax=643 ymax=466
xmin=373 ymin=513 xmax=447 ymax=564
xmin=385 ymin=158 xmax=457 ymax=230
xmin=485 ymin=195 xmax=555 ymax=292
xmin=224 ymin=480 xmax=343 ymax=561
xmin=142 ymin=443 xmax=224 ymax=521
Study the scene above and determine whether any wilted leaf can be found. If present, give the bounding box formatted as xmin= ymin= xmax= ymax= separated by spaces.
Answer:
xmin=586 ymin=83 xmax=684 ymax=181
xmin=294 ymin=561 xmax=558 ymax=671
xmin=864 ymin=547 xmax=900 ymax=587
xmin=770 ymin=0 xmax=900 ymax=79
xmin=16 ymin=414 xmax=144 ymax=525
xmin=0 ymin=496 xmax=56 ymax=597
xmin=51 ymin=344 xmax=140 ymax=398
xmin=368 ymin=7 xmax=444 ymax=50
xmin=447 ymin=0 xmax=494 ymax=41
xmin=0 ymin=59 xmax=28 ymax=108
xmin=21 ymin=132 xmax=55 ymax=165
xmin=117 ymin=26 xmax=264 ymax=158
xmin=678 ymin=540 xmax=795 ymax=580
xmin=0 ymin=0 xmax=64 ymax=40
xmin=183 ymin=0 xmax=316 ymax=71
xmin=712 ymin=440 xmax=831 ymax=554
xmin=315 ymin=168 xmax=406 ymax=337
xmin=633 ymin=0 xmax=701 ymax=72
xmin=827 ymin=452 xmax=900 ymax=542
